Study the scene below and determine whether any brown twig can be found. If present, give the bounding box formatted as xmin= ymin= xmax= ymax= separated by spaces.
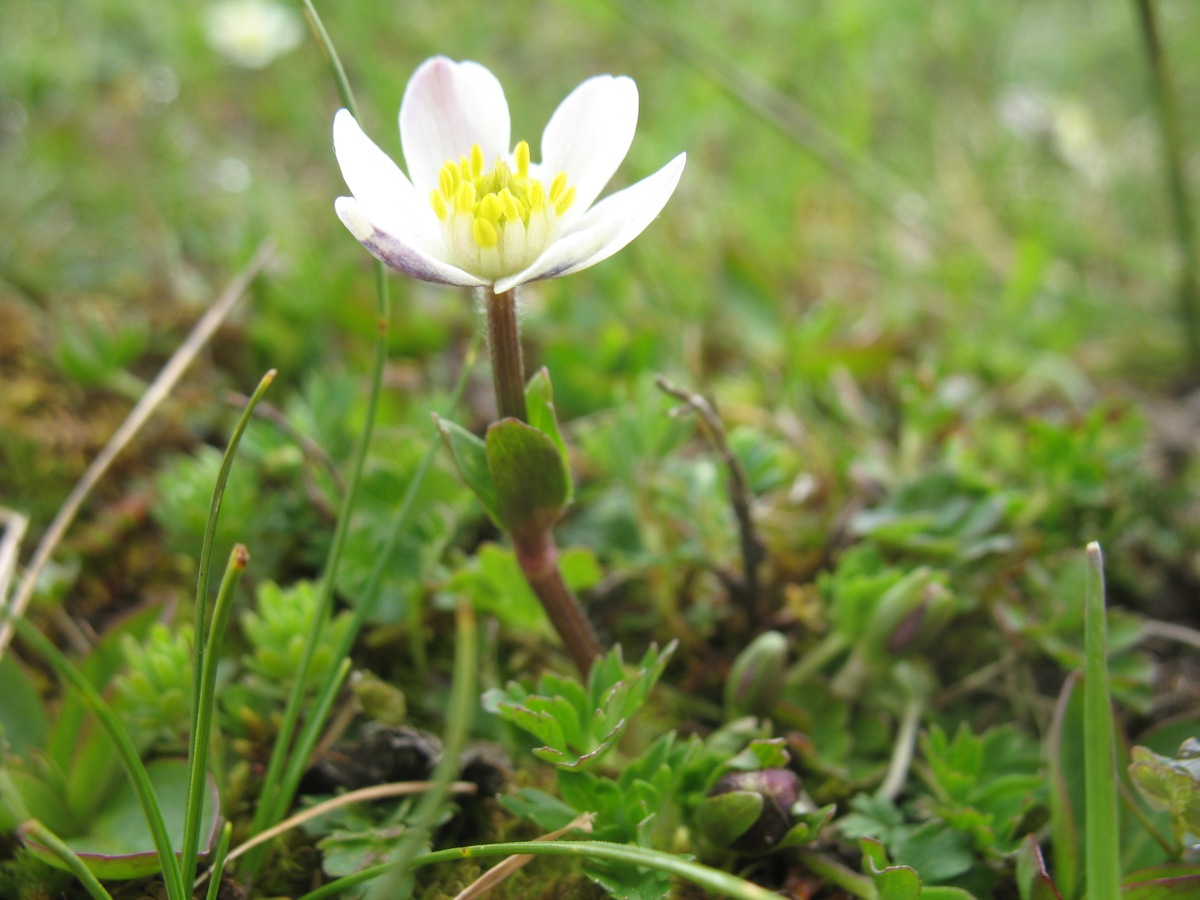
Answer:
xmin=655 ymin=375 xmax=765 ymax=627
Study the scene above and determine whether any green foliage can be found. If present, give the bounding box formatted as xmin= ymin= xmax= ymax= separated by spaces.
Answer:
xmin=240 ymin=580 xmax=352 ymax=691
xmin=337 ymin=426 xmax=472 ymax=625
xmin=112 ymin=623 xmax=193 ymax=746
xmin=1130 ymin=739 xmax=1200 ymax=850
xmin=0 ymin=657 xmax=49 ymax=758
xmin=484 ymin=641 xmax=676 ymax=771
xmin=53 ymin=301 xmax=149 ymax=391
xmin=21 ymin=759 xmax=218 ymax=881
xmin=153 ymin=424 xmax=327 ymax=582
xmin=9 ymin=0 xmax=1200 ymax=896
xmin=917 ymin=723 xmax=1044 ymax=855
xmin=449 ymin=542 xmax=602 ymax=632
xmin=487 ymin=418 xmax=571 ymax=541
xmin=858 ymin=837 xmax=977 ymax=899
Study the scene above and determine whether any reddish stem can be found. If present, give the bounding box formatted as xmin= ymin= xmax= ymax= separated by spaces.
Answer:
xmin=515 ymin=529 xmax=602 ymax=677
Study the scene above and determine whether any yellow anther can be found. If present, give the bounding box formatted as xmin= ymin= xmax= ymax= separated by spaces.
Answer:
xmin=428 ymin=138 xmax=578 ymax=260
xmin=439 ymin=165 xmax=458 ymax=199
xmin=529 ymin=180 xmax=546 ymax=212
xmin=478 ymin=193 xmax=503 ymax=223
xmin=455 ymin=181 xmax=476 ymax=213
xmin=471 ymin=217 xmax=498 ymax=248
xmin=554 ymin=186 xmax=576 ymax=216
xmin=430 ymin=189 xmax=448 ymax=221
xmin=499 ymin=188 xmax=523 ymax=222
xmin=515 ymin=141 xmax=530 ymax=179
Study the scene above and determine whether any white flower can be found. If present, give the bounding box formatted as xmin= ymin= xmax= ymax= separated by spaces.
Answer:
xmin=205 ymin=0 xmax=304 ymax=70
xmin=333 ymin=57 xmax=686 ymax=294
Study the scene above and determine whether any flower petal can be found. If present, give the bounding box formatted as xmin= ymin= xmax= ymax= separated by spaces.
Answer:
xmin=400 ymin=57 xmax=511 ymax=194
xmin=333 ymin=109 xmax=442 ymax=256
xmin=335 ymin=196 xmax=488 ymax=287
xmin=495 ymin=152 xmax=686 ymax=293
xmin=540 ymin=75 xmax=638 ymax=227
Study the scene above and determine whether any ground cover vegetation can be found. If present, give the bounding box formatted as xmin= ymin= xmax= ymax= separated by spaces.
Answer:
xmin=2 ymin=0 xmax=1200 ymax=897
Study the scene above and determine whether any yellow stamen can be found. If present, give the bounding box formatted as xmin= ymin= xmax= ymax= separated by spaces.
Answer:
xmin=499 ymin=188 xmax=521 ymax=222
xmin=430 ymin=189 xmax=447 ymax=221
xmin=514 ymin=140 xmax=530 ymax=179
xmin=472 ymin=217 xmax=498 ymax=248
xmin=439 ymin=166 xmax=457 ymax=199
xmin=429 ymin=141 xmax=578 ymax=273
xmin=529 ymin=180 xmax=546 ymax=212
xmin=455 ymin=181 xmax=476 ymax=213
xmin=478 ymin=192 xmax=503 ymax=223
xmin=549 ymin=172 xmax=567 ymax=205
xmin=554 ymin=186 xmax=576 ymax=217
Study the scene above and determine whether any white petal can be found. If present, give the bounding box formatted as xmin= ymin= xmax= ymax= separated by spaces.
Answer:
xmin=495 ymin=152 xmax=686 ymax=293
xmin=335 ymin=196 xmax=487 ymax=287
xmin=540 ymin=75 xmax=638 ymax=228
xmin=400 ymin=57 xmax=511 ymax=194
xmin=333 ymin=109 xmax=442 ymax=256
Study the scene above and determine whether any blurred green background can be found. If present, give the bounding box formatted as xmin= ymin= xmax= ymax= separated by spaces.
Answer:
xmin=2 ymin=0 xmax=1199 ymax=606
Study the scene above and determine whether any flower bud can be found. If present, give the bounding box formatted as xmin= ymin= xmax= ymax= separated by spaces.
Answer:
xmin=725 ymin=631 xmax=788 ymax=718
xmin=700 ymin=768 xmax=801 ymax=852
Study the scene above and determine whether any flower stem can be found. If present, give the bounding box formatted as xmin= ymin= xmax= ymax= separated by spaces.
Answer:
xmin=516 ymin=530 xmax=602 ymax=676
xmin=485 ymin=287 xmax=528 ymax=422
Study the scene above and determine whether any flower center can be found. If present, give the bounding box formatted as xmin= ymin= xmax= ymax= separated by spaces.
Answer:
xmin=429 ymin=140 xmax=576 ymax=280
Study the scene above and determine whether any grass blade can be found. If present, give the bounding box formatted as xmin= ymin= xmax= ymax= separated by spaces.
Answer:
xmin=1084 ymin=542 xmax=1121 ymax=899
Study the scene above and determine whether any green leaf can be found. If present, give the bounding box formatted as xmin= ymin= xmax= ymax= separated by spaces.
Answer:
xmin=524 ymin=367 xmax=573 ymax=502
xmin=499 ymin=787 xmax=578 ymax=832
xmin=0 ymin=656 xmax=49 ymax=755
xmin=859 ymin=837 xmax=976 ymax=899
xmin=484 ymin=641 xmax=677 ymax=771
xmin=47 ymin=600 xmax=166 ymax=771
xmin=1122 ymin=866 xmax=1200 ymax=898
xmin=587 ymin=858 xmax=673 ymax=900
xmin=891 ymin=821 xmax=975 ymax=884
xmin=1016 ymin=835 xmax=1063 ymax=900
xmin=0 ymin=762 xmax=78 ymax=836
xmin=694 ymin=790 xmax=764 ymax=847
xmin=486 ymin=418 xmax=570 ymax=539
xmin=1129 ymin=740 xmax=1200 ymax=846
xmin=22 ymin=758 xmax=219 ymax=880
xmin=435 ymin=415 xmax=499 ymax=525
xmin=777 ymin=803 xmax=836 ymax=848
